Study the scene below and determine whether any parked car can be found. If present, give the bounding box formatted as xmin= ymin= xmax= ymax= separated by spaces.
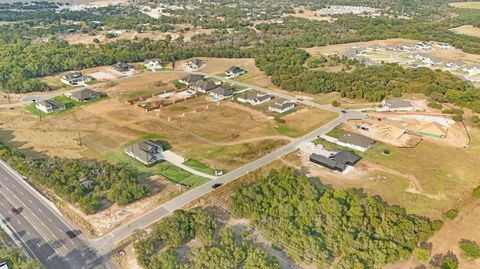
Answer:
xmin=212 ymin=183 xmax=223 ymax=189
xmin=10 ymin=208 xmax=20 ymax=215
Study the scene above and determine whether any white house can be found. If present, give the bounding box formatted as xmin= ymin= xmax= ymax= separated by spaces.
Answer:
xmin=225 ymin=66 xmax=247 ymax=78
xmin=436 ymin=42 xmax=453 ymax=50
xmin=144 ymin=58 xmax=163 ymax=70
xmin=415 ymin=41 xmax=431 ymax=50
xmin=446 ymin=60 xmax=466 ymax=70
xmin=462 ymin=64 xmax=480 ymax=75
xmin=268 ymin=98 xmax=296 ymax=113
xmin=35 ymin=99 xmax=66 ymax=114
xmin=184 ymin=58 xmax=204 ymax=70
xmin=237 ymin=91 xmax=271 ymax=105
xmin=380 ymin=98 xmax=414 ymax=112
xmin=60 ymin=72 xmax=91 ymax=86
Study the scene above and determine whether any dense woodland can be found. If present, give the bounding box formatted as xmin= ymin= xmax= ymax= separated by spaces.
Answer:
xmin=134 ymin=209 xmax=280 ymax=269
xmin=231 ymin=168 xmax=441 ymax=268
xmin=0 ymin=142 xmax=148 ymax=214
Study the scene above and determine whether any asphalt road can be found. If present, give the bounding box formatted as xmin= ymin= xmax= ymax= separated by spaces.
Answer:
xmin=0 ymin=70 xmax=365 ymax=267
xmin=0 ymin=160 xmax=111 ymax=269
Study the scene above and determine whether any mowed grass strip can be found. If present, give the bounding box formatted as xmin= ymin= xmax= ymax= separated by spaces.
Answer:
xmin=105 ymin=148 xmax=209 ymax=188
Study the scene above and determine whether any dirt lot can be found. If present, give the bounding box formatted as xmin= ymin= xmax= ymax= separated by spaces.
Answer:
xmin=450 ymin=25 xmax=480 ymax=38
xmin=449 ymin=1 xmax=480 ymax=9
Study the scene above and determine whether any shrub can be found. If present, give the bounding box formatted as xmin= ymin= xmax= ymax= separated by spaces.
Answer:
xmin=445 ymin=208 xmax=459 ymax=219
xmin=427 ymin=102 xmax=442 ymax=109
xmin=473 ymin=185 xmax=480 ymax=198
xmin=459 ymin=240 xmax=480 ymax=259
xmin=332 ymin=100 xmax=341 ymax=107
xmin=444 ymin=209 xmax=459 ymax=220
xmin=414 ymin=247 xmax=430 ymax=262
xmin=442 ymin=108 xmax=464 ymax=114
xmin=452 ymin=114 xmax=463 ymax=122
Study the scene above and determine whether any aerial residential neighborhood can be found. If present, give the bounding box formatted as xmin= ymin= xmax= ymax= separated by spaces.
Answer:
xmin=0 ymin=1 xmax=479 ymax=269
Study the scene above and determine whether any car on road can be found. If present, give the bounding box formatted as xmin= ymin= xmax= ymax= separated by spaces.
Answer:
xmin=66 ymin=230 xmax=77 ymax=238
xmin=212 ymin=183 xmax=223 ymax=189
xmin=10 ymin=208 xmax=20 ymax=215
xmin=341 ymin=110 xmax=347 ymax=113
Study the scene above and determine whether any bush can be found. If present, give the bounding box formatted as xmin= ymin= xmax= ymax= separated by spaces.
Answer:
xmin=331 ymin=100 xmax=341 ymax=107
xmin=427 ymin=102 xmax=442 ymax=109
xmin=414 ymin=247 xmax=430 ymax=262
xmin=452 ymin=114 xmax=463 ymax=122
xmin=442 ymin=108 xmax=464 ymax=114
xmin=473 ymin=185 xmax=480 ymax=198
xmin=444 ymin=209 xmax=459 ymax=220
xmin=459 ymin=240 xmax=480 ymax=259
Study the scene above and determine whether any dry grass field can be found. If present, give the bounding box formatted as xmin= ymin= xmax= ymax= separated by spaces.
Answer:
xmin=286 ymin=8 xmax=334 ymax=22
xmin=304 ymin=38 xmax=417 ymax=55
xmin=0 ymin=70 xmax=336 ymax=171
xmin=449 ymin=1 xmax=480 ymax=9
xmin=450 ymin=25 xmax=480 ymax=38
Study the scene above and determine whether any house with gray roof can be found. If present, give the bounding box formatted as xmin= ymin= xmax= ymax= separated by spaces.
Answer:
xmin=65 ymin=88 xmax=101 ymax=102
xmin=237 ymin=91 xmax=271 ymax=105
xmin=310 ymin=150 xmax=361 ymax=172
xmin=380 ymin=98 xmax=414 ymax=112
xmin=209 ymin=86 xmax=235 ymax=100
xmin=268 ymin=98 xmax=296 ymax=113
xmin=337 ymin=132 xmax=375 ymax=152
xmin=112 ymin=62 xmax=130 ymax=72
xmin=192 ymin=80 xmax=218 ymax=93
xmin=124 ymin=140 xmax=164 ymax=166
xmin=179 ymin=74 xmax=205 ymax=85
xmin=60 ymin=72 xmax=91 ymax=86
xmin=35 ymin=99 xmax=66 ymax=114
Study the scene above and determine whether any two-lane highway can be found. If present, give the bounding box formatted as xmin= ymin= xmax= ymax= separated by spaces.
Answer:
xmin=0 ymin=160 xmax=111 ymax=269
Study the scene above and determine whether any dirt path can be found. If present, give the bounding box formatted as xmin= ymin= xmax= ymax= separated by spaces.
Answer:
xmin=363 ymin=161 xmax=446 ymax=200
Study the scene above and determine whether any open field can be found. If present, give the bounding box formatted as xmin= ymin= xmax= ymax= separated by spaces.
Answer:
xmin=449 ymin=1 xmax=480 ymax=9
xmin=286 ymin=8 xmax=334 ymax=22
xmin=450 ymin=25 xmax=480 ymax=38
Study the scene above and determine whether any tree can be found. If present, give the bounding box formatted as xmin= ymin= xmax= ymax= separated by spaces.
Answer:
xmin=459 ymin=240 xmax=480 ymax=259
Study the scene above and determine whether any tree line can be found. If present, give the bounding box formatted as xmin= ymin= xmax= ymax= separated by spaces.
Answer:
xmin=231 ymin=168 xmax=442 ymax=268
xmin=0 ymin=141 xmax=148 ymax=214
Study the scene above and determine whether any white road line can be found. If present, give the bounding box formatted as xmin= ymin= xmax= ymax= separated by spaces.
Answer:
xmin=19 ymin=191 xmax=24 ymax=195
xmin=16 ymin=220 xmax=21 ymax=225
xmin=26 ymin=231 xmax=31 ymax=236
xmin=38 ymin=208 xmax=42 ymax=212
xmin=48 ymin=218 xmax=52 ymax=222
xmin=28 ymin=199 xmax=33 ymax=203
xmin=0 ymin=202 xmax=3 ymax=206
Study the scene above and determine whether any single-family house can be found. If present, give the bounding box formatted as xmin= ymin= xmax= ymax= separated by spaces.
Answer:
xmin=237 ymin=91 xmax=272 ymax=105
xmin=268 ymin=98 xmax=296 ymax=113
xmin=179 ymin=74 xmax=205 ymax=85
xmin=225 ymin=66 xmax=247 ymax=77
xmin=380 ymin=99 xmax=414 ymax=112
xmin=436 ymin=42 xmax=452 ymax=50
xmin=416 ymin=122 xmax=447 ymax=139
xmin=0 ymin=261 xmax=8 ymax=269
xmin=144 ymin=58 xmax=163 ymax=70
xmin=185 ymin=58 xmax=204 ymax=70
xmin=193 ymin=80 xmax=218 ymax=93
xmin=415 ymin=41 xmax=431 ymax=50
xmin=337 ymin=132 xmax=375 ymax=152
xmin=112 ymin=62 xmax=130 ymax=72
xmin=65 ymin=88 xmax=101 ymax=102
xmin=209 ymin=86 xmax=235 ymax=100
xmin=124 ymin=140 xmax=164 ymax=166
xmin=35 ymin=99 xmax=66 ymax=114
xmin=60 ymin=72 xmax=91 ymax=86
xmin=310 ymin=150 xmax=361 ymax=172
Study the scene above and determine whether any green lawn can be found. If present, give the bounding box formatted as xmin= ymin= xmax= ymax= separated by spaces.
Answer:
xmin=184 ymin=159 xmax=223 ymax=176
xmin=25 ymin=95 xmax=107 ymax=117
xmin=326 ymin=128 xmax=344 ymax=138
xmin=105 ymin=136 xmax=209 ymax=188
